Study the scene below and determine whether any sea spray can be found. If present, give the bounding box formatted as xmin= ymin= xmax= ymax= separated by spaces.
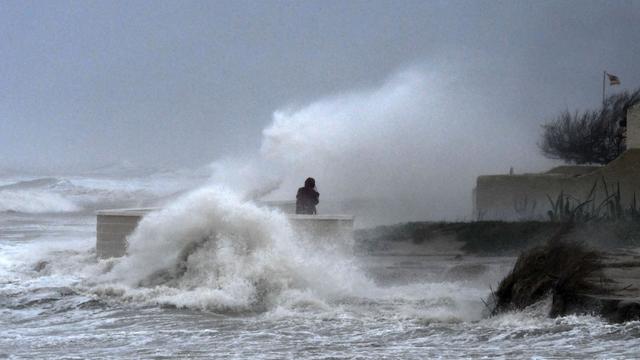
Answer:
xmin=206 ymin=68 xmax=532 ymax=225
xmin=99 ymin=186 xmax=374 ymax=312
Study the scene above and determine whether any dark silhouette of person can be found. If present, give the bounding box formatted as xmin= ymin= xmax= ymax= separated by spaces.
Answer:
xmin=296 ymin=177 xmax=319 ymax=214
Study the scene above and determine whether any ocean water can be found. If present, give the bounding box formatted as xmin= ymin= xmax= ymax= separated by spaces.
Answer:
xmin=1 ymin=174 xmax=640 ymax=359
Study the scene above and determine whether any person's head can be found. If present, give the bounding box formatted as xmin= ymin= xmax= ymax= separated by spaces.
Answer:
xmin=304 ymin=177 xmax=315 ymax=189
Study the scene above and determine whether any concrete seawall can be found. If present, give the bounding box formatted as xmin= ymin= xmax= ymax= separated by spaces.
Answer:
xmin=96 ymin=208 xmax=155 ymax=258
xmin=96 ymin=207 xmax=355 ymax=259
xmin=475 ymin=105 xmax=640 ymax=220
xmin=475 ymin=149 xmax=640 ymax=220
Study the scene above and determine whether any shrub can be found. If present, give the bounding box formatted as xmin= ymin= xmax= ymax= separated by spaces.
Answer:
xmin=539 ymin=89 xmax=640 ymax=164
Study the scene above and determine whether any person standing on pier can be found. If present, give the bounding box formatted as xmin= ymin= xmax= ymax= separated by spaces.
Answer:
xmin=296 ymin=177 xmax=319 ymax=214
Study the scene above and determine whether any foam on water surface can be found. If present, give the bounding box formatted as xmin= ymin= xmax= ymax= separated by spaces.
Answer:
xmin=3 ymin=180 xmax=640 ymax=358
xmin=96 ymin=186 xmax=375 ymax=312
xmin=0 ymin=172 xmax=200 ymax=215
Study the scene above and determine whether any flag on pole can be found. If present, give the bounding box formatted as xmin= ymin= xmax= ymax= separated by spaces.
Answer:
xmin=607 ymin=73 xmax=621 ymax=86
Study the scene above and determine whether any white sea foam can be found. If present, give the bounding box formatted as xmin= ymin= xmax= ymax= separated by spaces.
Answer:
xmin=5 ymin=189 xmax=631 ymax=359
xmin=98 ymin=186 xmax=374 ymax=312
xmin=0 ymin=179 xmax=497 ymax=323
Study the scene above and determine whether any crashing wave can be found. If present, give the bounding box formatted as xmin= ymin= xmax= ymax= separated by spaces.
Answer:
xmin=0 ymin=177 xmax=73 ymax=191
xmin=0 ymin=176 xmax=171 ymax=214
xmin=98 ymin=186 xmax=373 ymax=312
xmin=0 ymin=189 xmax=80 ymax=213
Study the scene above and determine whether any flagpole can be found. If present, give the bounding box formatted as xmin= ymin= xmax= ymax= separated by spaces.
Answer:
xmin=602 ymin=71 xmax=606 ymax=107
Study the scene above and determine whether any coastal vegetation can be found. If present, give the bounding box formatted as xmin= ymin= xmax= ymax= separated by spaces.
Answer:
xmin=355 ymin=220 xmax=640 ymax=255
xmin=490 ymin=229 xmax=640 ymax=322
xmin=545 ymin=178 xmax=640 ymax=222
xmin=490 ymin=239 xmax=606 ymax=317
xmin=539 ymin=88 xmax=640 ymax=165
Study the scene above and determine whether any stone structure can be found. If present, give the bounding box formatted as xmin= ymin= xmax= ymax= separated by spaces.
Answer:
xmin=258 ymin=200 xmax=297 ymax=214
xmin=475 ymin=105 xmax=640 ymax=220
xmin=287 ymin=214 xmax=354 ymax=242
xmin=96 ymin=205 xmax=354 ymax=259
xmin=96 ymin=208 xmax=154 ymax=258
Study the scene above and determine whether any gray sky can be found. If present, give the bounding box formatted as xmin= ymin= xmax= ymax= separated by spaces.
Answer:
xmin=1 ymin=0 xmax=639 ymax=172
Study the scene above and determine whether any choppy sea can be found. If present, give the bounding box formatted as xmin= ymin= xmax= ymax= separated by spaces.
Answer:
xmin=1 ymin=173 xmax=640 ymax=359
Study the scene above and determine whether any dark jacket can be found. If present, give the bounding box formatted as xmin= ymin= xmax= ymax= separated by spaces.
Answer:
xmin=296 ymin=187 xmax=319 ymax=214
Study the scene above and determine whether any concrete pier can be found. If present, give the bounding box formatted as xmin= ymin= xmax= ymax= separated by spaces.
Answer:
xmin=96 ymin=206 xmax=354 ymax=259
xmin=96 ymin=208 xmax=156 ymax=258
xmin=287 ymin=214 xmax=355 ymax=241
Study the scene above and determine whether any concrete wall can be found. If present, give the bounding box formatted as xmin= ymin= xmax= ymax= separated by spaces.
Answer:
xmin=258 ymin=200 xmax=297 ymax=214
xmin=287 ymin=214 xmax=355 ymax=249
xmin=96 ymin=208 xmax=354 ymax=259
xmin=475 ymin=106 xmax=640 ymax=220
xmin=475 ymin=150 xmax=640 ymax=220
xmin=96 ymin=208 xmax=155 ymax=258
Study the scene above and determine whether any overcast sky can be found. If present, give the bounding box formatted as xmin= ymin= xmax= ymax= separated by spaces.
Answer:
xmin=1 ymin=0 xmax=639 ymax=173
